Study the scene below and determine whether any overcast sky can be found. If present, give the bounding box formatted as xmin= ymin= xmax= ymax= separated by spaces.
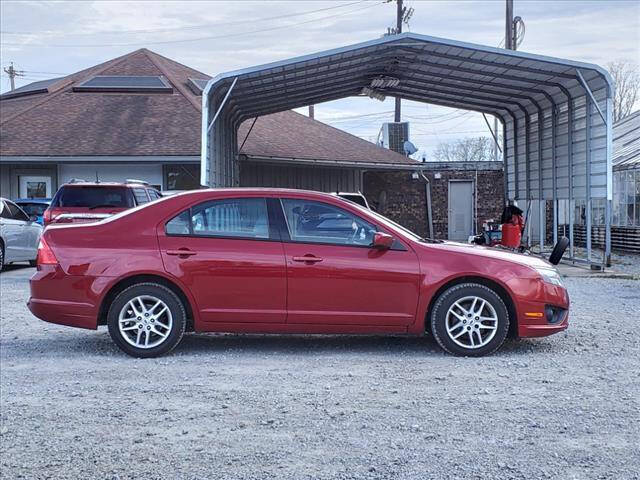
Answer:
xmin=1 ymin=0 xmax=638 ymax=158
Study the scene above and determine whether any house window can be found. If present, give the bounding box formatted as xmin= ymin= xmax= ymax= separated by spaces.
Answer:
xmin=164 ymin=164 xmax=200 ymax=191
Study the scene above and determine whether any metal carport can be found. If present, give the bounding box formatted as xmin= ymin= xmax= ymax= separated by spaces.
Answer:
xmin=201 ymin=32 xmax=613 ymax=264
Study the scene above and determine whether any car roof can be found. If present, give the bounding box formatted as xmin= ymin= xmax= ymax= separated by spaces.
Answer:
xmin=60 ymin=182 xmax=149 ymax=188
xmin=166 ymin=187 xmax=343 ymax=199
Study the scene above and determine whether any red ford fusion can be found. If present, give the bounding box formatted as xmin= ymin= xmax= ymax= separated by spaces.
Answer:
xmin=28 ymin=189 xmax=569 ymax=358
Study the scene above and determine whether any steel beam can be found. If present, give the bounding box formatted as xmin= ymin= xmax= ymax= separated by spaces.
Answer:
xmin=585 ymin=95 xmax=592 ymax=261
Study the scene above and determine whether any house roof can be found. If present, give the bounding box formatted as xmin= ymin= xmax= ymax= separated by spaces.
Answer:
xmin=613 ymin=110 xmax=640 ymax=170
xmin=0 ymin=49 xmax=416 ymax=166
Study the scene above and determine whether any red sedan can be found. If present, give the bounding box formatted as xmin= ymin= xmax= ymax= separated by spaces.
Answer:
xmin=28 ymin=189 xmax=569 ymax=358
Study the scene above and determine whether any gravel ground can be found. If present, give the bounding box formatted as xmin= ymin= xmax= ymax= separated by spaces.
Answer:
xmin=1 ymin=266 xmax=639 ymax=480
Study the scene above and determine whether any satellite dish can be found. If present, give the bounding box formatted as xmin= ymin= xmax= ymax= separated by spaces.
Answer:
xmin=403 ymin=140 xmax=418 ymax=155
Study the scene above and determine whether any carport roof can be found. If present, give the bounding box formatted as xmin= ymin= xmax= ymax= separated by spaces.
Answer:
xmin=203 ymin=32 xmax=612 ymax=121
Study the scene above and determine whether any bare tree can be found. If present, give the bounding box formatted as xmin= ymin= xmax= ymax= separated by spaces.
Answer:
xmin=433 ymin=137 xmax=493 ymax=162
xmin=607 ymin=60 xmax=640 ymax=122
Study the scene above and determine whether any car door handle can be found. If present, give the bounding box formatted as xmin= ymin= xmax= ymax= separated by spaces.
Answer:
xmin=292 ymin=255 xmax=323 ymax=263
xmin=166 ymin=249 xmax=197 ymax=257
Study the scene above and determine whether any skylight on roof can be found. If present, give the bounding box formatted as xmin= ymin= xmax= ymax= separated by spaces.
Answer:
xmin=0 ymin=77 xmax=62 ymax=100
xmin=73 ymin=76 xmax=173 ymax=93
xmin=187 ymin=78 xmax=209 ymax=95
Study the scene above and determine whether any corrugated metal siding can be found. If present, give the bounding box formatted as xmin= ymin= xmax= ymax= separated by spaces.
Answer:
xmin=506 ymin=85 xmax=610 ymax=202
xmin=240 ymin=161 xmax=362 ymax=192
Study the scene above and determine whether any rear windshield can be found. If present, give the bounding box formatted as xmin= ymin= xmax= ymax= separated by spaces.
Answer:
xmin=16 ymin=203 xmax=48 ymax=216
xmin=51 ymin=186 xmax=134 ymax=208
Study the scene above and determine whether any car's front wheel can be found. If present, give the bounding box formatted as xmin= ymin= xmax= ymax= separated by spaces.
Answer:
xmin=107 ymin=283 xmax=186 ymax=358
xmin=430 ymin=283 xmax=510 ymax=357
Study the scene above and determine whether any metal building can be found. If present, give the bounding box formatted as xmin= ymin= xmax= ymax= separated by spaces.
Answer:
xmin=201 ymin=32 xmax=613 ymax=264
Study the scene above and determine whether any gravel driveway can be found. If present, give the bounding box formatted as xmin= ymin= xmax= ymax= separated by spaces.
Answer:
xmin=1 ymin=266 xmax=639 ymax=480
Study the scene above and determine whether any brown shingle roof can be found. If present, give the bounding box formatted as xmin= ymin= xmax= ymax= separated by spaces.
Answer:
xmin=0 ymin=49 xmax=417 ymax=166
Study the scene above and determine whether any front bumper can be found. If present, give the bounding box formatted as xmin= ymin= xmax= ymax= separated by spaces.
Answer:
xmin=516 ymin=282 xmax=569 ymax=338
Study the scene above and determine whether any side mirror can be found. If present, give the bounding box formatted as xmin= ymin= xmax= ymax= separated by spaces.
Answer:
xmin=372 ymin=232 xmax=394 ymax=250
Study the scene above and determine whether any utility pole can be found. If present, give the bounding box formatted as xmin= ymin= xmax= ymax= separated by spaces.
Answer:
xmin=505 ymin=0 xmax=514 ymax=50
xmin=494 ymin=0 xmax=517 ymax=162
xmin=394 ymin=0 xmax=403 ymax=122
xmin=3 ymin=62 xmax=24 ymax=91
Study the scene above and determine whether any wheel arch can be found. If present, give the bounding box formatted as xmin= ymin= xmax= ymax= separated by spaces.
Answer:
xmin=424 ymin=275 xmax=518 ymax=338
xmin=98 ymin=273 xmax=196 ymax=331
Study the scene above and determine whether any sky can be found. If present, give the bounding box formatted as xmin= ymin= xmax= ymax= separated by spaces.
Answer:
xmin=1 ymin=0 xmax=638 ymax=159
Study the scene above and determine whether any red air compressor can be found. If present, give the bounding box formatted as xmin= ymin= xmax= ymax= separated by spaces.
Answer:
xmin=500 ymin=203 xmax=524 ymax=248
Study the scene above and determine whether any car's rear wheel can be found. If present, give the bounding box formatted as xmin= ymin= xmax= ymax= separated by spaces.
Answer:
xmin=430 ymin=283 xmax=509 ymax=357
xmin=107 ymin=283 xmax=186 ymax=358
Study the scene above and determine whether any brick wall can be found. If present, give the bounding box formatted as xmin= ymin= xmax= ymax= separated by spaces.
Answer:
xmin=363 ymin=165 xmax=504 ymax=240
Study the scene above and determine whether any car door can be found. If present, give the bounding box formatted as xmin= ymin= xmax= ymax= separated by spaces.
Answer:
xmin=1 ymin=200 xmax=32 ymax=261
xmin=278 ymin=198 xmax=421 ymax=326
xmin=158 ymin=196 xmax=287 ymax=324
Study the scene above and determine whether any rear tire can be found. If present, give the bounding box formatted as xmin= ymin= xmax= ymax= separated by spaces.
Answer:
xmin=107 ymin=283 xmax=186 ymax=358
xmin=430 ymin=283 xmax=509 ymax=357
xmin=0 ymin=243 xmax=4 ymax=272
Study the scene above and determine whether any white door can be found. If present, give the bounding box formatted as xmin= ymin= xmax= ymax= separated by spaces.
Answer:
xmin=19 ymin=176 xmax=52 ymax=199
xmin=448 ymin=181 xmax=474 ymax=241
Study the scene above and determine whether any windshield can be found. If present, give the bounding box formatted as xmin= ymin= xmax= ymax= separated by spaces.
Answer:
xmin=16 ymin=203 xmax=48 ymax=216
xmin=348 ymin=202 xmax=440 ymax=243
xmin=52 ymin=186 xmax=134 ymax=208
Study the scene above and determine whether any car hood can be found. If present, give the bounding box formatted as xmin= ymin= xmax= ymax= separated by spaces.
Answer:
xmin=427 ymin=241 xmax=555 ymax=270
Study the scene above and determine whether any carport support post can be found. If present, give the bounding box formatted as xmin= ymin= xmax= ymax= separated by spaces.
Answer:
xmin=605 ymin=91 xmax=613 ymax=267
xmin=552 ymin=106 xmax=558 ymax=246
xmin=585 ymin=96 xmax=592 ymax=262
xmin=568 ymin=99 xmax=575 ymax=260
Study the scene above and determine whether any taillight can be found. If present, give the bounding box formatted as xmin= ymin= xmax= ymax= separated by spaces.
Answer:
xmin=43 ymin=208 xmax=52 ymax=225
xmin=37 ymin=237 xmax=58 ymax=267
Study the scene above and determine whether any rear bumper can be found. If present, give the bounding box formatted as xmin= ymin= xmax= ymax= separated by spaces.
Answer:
xmin=28 ymin=265 xmax=101 ymax=330
xmin=28 ymin=298 xmax=96 ymax=330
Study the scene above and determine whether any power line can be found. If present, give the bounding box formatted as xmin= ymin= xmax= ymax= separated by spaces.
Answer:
xmin=1 ymin=1 xmax=366 ymax=37
xmin=2 ymin=2 xmax=382 ymax=48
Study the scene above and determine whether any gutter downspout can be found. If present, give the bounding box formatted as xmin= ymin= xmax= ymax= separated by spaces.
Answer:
xmin=419 ymin=170 xmax=435 ymax=239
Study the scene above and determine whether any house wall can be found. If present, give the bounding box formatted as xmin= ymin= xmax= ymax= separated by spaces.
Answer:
xmin=240 ymin=161 xmax=362 ymax=192
xmin=58 ymin=164 xmax=163 ymax=190
xmin=0 ymin=163 xmax=58 ymax=199
xmin=363 ymin=164 xmax=504 ymax=240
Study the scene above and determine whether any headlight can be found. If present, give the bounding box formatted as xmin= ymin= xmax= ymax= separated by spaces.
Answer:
xmin=535 ymin=267 xmax=564 ymax=287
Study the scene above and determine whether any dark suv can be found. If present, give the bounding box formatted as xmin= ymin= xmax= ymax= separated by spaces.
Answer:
xmin=44 ymin=180 xmax=162 ymax=226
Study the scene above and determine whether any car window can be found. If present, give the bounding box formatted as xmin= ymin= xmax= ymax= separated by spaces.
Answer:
xmin=166 ymin=210 xmax=191 ymax=235
xmin=147 ymin=189 xmax=161 ymax=200
xmin=132 ymin=188 xmax=150 ymax=205
xmin=0 ymin=201 xmax=8 ymax=219
xmin=166 ymin=198 xmax=269 ymax=239
xmin=281 ymin=199 xmax=377 ymax=246
xmin=52 ymin=186 xmax=134 ymax=208
xmin=5 ymin=201 xmax=29 ymax=222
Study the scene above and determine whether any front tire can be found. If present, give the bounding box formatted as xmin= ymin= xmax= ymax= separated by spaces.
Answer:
xmin=107 ymin=283 xmax=186 ymax=358
xmin=430 ymin=283 xmax=509 ymax=357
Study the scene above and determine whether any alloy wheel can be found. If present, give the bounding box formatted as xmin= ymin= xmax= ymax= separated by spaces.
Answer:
xmin=445 ymin=295 xmax=499 ymax=349
xmin=118 ymin=295 xmax=173 ymax=349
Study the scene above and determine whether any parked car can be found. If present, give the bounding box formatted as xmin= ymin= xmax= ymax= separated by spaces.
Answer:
xmin=44 ymin=179 xmax=162 ymax=226
xmin=14 ymin=198 xmax=51 ymax=226
xmin=0 ymin=198 xmax=43 ymax=271
xmin=29 ymin=189 xmax=569 ymax=358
